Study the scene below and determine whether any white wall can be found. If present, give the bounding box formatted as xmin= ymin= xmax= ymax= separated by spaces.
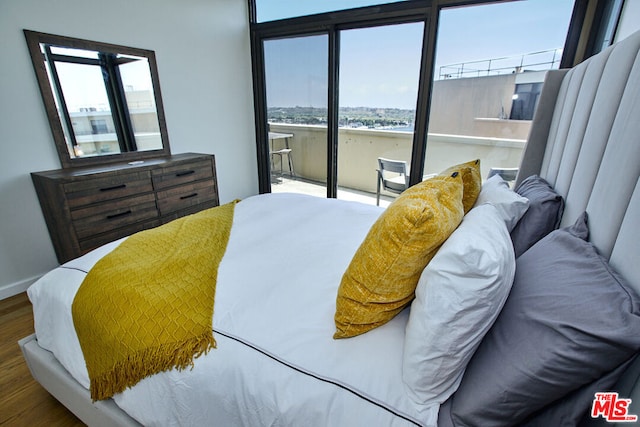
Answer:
xmin=616 ymin=0 xmax=640 ymax=42
xmin=0 ymin=0 xmax=258 ymax=299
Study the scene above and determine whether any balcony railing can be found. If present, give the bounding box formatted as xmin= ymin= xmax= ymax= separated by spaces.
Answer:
xmin=268 ymin=123 xmax=527 ymax=203
xmin=438 ymin=48 xmax=562 ymax=80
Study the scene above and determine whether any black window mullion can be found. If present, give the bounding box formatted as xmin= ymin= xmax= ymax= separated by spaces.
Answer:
xmin=410 ymin=5 xmax=438 ymax=187
xmin=249 ymin=30 xmax=271 ymax=194
xmin=47 ymin=54 xmax=100 ymax=66
xmin=100 ymin=53 xmax=137 ymax=153
xmin=43 ymin=46 xmax=79 ymax=150
xmin=326 ymin=28 xmax=340 ymax=199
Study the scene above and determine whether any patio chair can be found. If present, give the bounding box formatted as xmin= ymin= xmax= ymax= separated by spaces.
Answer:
xmin=487 ymin=167 xmax=518 ymax=183
xmin=269 ymin=132 xmax=295 ymax=178
xmin=376 ymin=157 xmax=409 ymax=206
xmin=271 ymin=148 xmax=295 ymax=177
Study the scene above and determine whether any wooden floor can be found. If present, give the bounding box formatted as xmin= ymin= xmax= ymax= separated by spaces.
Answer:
xmin=0 ymin=292 xmax=84 ymax=426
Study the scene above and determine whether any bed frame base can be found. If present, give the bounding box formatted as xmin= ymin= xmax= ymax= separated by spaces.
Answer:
xmin=19 ymin=334 xmax=141 ymax=427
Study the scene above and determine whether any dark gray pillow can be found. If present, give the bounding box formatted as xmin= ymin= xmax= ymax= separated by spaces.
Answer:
xmin=511 ymin=174 xmax=564 ymax=257
xmin=450 ymin=213 xmax=640 ymax=426
xmin=520 ymin=355 xmax=637 ymax=427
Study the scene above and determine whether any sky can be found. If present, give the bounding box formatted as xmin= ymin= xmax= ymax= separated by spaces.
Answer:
xmin=54 ymin=55 xmax=154 ymax=112
xmin=263 ymin=0 xmax=575 ymax=110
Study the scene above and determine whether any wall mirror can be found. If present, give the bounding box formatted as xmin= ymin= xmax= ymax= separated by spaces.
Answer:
xmin=24 ymin=30 xmax=171 ymax=169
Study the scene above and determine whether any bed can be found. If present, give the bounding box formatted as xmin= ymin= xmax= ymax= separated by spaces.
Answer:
xmin=20 ymin=30 xmax=640 ymax=427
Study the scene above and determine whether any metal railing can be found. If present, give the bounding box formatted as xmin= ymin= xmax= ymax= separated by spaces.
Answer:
xmin=438 ymin=48 xmax=562 ymax=80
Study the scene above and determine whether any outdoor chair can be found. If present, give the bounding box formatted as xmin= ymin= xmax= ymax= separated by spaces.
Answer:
xmin=487 ymin=167 xmax=518 ymax=184
xmin=269 ymin=132 xmax=295 ymax=178
xmin=376 ymin=157 xmax=409 ymax=206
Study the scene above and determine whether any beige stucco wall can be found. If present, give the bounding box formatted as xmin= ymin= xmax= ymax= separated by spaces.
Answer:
xmin=430 ymin=74 xmax=517 ymax=137
xmin=269 ymin=123 xmax=525 ymax=194
xmin=429 ymin=72 xmax=540 ymax=140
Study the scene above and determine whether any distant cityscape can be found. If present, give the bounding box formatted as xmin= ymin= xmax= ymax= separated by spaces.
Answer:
xmin=268 ymin=106 xmax=414 ymax=130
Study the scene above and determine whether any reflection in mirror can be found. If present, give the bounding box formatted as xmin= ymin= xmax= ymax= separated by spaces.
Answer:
xmin=47 ymin=47 xmax=162 ymax=157
xmin=24 ymin=30 xmax=171 ymax=168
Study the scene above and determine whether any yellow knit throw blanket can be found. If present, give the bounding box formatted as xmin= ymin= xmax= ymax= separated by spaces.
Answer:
xmin=72 ymin=200 xmax=237 ymax=401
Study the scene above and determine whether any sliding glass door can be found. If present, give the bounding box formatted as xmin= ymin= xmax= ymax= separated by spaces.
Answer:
xmin=250 ymin=0 xmax=586 ymax=201
xmin=337 ymin=23 xmax=424 ymax=206
xmin=263 ymin=35 xmax=328 ymax=196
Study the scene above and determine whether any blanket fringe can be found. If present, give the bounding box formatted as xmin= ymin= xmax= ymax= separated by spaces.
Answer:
xmin=90 ymin=332 xmax=216 ymax=401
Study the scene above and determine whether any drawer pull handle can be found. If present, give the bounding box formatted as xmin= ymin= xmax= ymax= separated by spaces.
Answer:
xmin=100 ymin=184 xmax=126 ymax=192
xmin=176 ymin=170 xmax=195 ymax=177
xmin=106 ymin=210 xmax=133 ymax=220
xmin=180 ymin=193 xmax=198 ymax=200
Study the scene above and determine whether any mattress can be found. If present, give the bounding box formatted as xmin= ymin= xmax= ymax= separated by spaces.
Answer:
xmin=28 ymin=193 xmax=440 ymax=426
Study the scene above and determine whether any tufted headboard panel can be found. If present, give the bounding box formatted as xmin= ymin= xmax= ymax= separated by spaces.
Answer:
xmin=518 ymin=30 xmax=640 ymax=296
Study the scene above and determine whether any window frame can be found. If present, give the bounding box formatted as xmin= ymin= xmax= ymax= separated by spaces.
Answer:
xmin=44 ymin=48 xmax=140 ymax=154
xmin=248 ymin=0 xmax=594 ymax=197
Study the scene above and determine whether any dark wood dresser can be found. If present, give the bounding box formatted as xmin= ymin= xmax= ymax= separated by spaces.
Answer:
xmin=32 ymin=153 xmax=219 ymax=264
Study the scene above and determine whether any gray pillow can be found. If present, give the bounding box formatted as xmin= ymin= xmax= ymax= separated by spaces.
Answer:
xmin=439 ymin=360 xmax=637 ymax=427
xmin=450 ymin=212 xmax=640 ymax=426
xmin=520 ymin=355 xmax=638 ymax=426
xmin=510 ymin=174 xmax=564 ymax=257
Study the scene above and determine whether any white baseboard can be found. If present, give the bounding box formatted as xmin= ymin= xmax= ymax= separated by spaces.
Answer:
xmin=0 ymin=275 xmax=41 ymax=300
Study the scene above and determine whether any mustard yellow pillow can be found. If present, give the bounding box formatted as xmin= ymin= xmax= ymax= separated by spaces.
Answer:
xmin=334 ymin=172 xmax=465 ymax=339
xmin=439 ymin=159 xmax=481 ymax=213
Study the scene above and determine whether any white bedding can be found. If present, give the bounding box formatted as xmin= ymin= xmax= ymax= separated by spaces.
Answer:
xmin=28 ymin=193 xmax=440 ymax=426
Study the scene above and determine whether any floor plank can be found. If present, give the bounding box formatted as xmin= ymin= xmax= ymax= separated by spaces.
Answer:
xmin=0 ymin=292 xmax=84 ymax=426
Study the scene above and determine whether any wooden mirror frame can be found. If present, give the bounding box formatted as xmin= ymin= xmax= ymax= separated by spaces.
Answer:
xmin=24 ymin=30 xmax=171 ymax=169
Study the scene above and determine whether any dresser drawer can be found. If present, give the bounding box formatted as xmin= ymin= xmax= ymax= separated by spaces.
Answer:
xmin=65 ymin=171 xmax=153 ymax=209
xmin=71 ymin=194 xmax=158 ymax=239
xmin=156 ymin=180 xmax=217 ymax=216
xmin=151 ymin=160 xmax=213 ymax=190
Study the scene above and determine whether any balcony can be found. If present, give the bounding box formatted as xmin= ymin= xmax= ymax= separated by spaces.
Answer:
xmin=267 ymin=70 xmax=543 ymax=205
xmin=268 ymin=122 xmax=528 ymax=206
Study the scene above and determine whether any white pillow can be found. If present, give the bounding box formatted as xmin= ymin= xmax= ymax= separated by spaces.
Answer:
xmin=473 ymin=174 xmax=529 ymax=231
xmin=402 ymin=204 xmax=516 ymax=405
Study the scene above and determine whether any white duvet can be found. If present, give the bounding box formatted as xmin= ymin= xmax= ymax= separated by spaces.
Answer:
xmin=28 ymin=193 xmax=440 ymax=426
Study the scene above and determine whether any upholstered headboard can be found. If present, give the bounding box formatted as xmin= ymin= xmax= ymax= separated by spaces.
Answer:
xmin=517 ymin=30 xmax=640 ymax=425
xmin=518 ymin=29 xmax=640 ymax=294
